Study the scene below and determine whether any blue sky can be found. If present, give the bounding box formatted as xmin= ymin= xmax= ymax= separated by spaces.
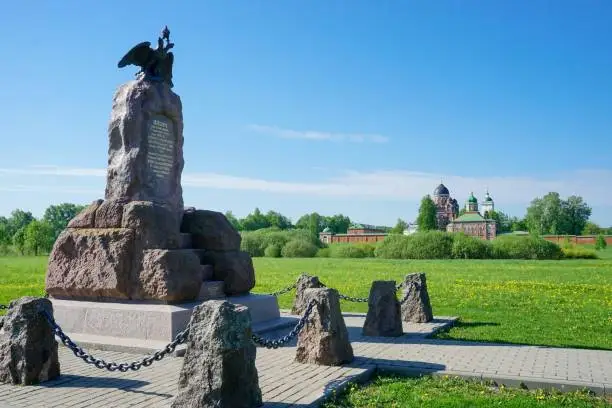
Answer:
xmin=1 ymin=1 xmax=611 ymax=226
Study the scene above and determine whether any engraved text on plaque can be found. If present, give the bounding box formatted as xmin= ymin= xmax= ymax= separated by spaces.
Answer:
xmin=146 ymin=115 xmax=175 ymax=190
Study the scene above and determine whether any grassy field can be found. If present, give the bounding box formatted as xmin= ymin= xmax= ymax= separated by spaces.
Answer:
xmin=321 ymin=375 xmax=611 ymax=407
xmin=1 ymin=249 xmax=611 ymax=350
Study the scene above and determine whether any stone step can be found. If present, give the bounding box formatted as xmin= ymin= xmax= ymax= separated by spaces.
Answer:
xmin=201 ymin=264 xmax=214 ymax=281
xmin=198 ymin=280 xmax=225 ymax=301
xmin=179 ymin=233 xmax=192 ymax=249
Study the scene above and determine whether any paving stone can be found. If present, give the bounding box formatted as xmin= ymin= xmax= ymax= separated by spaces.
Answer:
xmin=0 ymin=313 xmax=609 ymax=406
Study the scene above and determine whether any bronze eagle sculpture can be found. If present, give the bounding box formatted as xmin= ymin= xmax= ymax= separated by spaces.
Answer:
xmin=118 ymin=26 xmax=175 ymax=87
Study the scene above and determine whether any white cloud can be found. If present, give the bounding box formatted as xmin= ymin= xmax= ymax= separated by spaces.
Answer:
xmin=0 ymin=165 xmax=105 ymax=177
xmin=1 ymin=165 xmax=611 ymax=207
xmin=0 ymin=185 xmax=100 ymax=194
xmin=246 ymin=124 xmax=388 ymax=143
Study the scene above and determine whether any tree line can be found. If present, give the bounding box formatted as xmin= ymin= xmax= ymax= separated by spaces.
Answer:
xmin=0 ymin=204 xmax=86 ymax=255
xmin=1 ymin=192 xmax=609 ymax=256
xmin=413 ymin=191 xmax=610 ymax=236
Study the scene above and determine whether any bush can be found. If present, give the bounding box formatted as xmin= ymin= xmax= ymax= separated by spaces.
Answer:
xmin=374 ymin=234 xmax=412 ymax=259
xmin=240 ymin=232 xmax=266 ymax=257
xmin=264 ymin=244 xmax=282 ymax=258
xmin=315 ymin=247 xmax=330 ymax=257
xmin=595 ymin=235 xmax=607 ymax=251
xmin=375 ymin=231 xmax=454 ymax=259
xmin=562 ymin=247 xmax=598 ymax=259
xmin=490 ymin=235 xmax=563 ymax=260
xmin=240 ymin=228 xmax=321 ymax=257
xmin=281 ymin=239 xmax=319 ymax=258
xmin=357 ymin=242 xmax=378 ymax=257
xmin=451 ymin=233 xmax=491 ymax=259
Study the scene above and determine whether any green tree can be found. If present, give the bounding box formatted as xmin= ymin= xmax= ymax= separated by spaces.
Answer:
xmin=43 ymin=203 xmax=86 ymax=241
xmin=224 ymin=211 xmax=242 ymax=231
xmin=595 ymin=235 xmax=607 ymax=251
xmin=0 ymin=217 xmax=10 ymax=246
xmin=240 ymin=208 xmax=271 ymax=231
xmin=487 ymin=210 xmax=512 ymax=234
xmin=559 ymin=195 xmax=591 ymax=235
xmin=24 ymin=220 xmax=54 ymax=255
xmin=12 ymin=227 xmax=27 ymax=255
xmin=265 ymin=210 xmax=293 ymax=230
xmin=510 ymin=217 xmax=528 ymax=232
xmin=324 ymin=214 xmax=351 ymax=234
xmin=7 ymin=209 xmax=34 ymax=238
xmin=525 ymin=192 xmax=563 ymax=235
xmin=416 ymin=195 xmax=437 ymax=231
xmin=525 ymin=193 xmax=592 ymax=235
xmin=390 ymin=218 xmax=408 ymax=234
xmin=582 ymin=221 xmax=601 ymax=235
xmin=295 ymin=212 xmax=325 ymax=236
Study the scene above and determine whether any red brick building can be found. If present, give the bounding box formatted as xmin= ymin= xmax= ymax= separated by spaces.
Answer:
xmin=319 ymin=224 xmax=388 ymax=245
xmin=446 ymin=192 xmax=497 ymax=240
xmin=432 ymin=183 xmax=459 ymax=230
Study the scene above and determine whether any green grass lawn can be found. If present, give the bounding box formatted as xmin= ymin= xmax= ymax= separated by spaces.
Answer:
xmin=1 ymin=249 xmax=611 ymax=350
xmin=321 ymin=375 xmax=611 ymax=407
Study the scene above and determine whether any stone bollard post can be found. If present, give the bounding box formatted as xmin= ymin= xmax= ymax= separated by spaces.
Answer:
xmin=400 ymin=273 xmax=434 ymax=323
xmin=362 ymin=281 xmax=403 ymax=337
xmin=295 ymin=288 xmax=353 ymax=366
xmin=0 ymin=297 xmax=60 ymax=385
xmin=291 ymin=273 xmax=322 ymax=315
xmin=172 ymin=300 xmax=262 ymax=408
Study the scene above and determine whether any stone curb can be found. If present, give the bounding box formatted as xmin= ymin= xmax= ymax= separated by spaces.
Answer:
xmin=375 ymin=365 xmax=609 ymax=397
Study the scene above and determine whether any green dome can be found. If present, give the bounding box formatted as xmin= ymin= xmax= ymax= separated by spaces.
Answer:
xmin=484 ymin=195 xmax=493 ymax=202
xmin=467 ymin=192 xmax=478 ymax=203
xmin=322 ymin=227 xmax=332 ymax=233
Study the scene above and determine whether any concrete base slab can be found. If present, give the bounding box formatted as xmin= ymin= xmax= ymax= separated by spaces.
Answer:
xmin=50 ymin=293 xmax=283 ymax=354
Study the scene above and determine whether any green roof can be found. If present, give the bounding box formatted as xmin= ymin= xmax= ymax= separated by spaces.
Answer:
xmin=453 ymin=212 xmax=485 ymax=222
xmin=322 ymin=227 xmax=332 ymax=233
xmin=467 ymin=192 xmax=477 ymax=203
xmin=484 ymin=194 xmax=493 ymax=202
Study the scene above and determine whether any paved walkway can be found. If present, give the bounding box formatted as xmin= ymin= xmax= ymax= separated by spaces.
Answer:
xmin=0 ymin=313 xmax=610 ymax=407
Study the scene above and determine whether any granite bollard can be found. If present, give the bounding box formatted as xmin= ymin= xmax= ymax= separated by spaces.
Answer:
xmin=400 ymin=273 xmax=434 ymax=323
xmin=0 ymin=297 xmax=60 ymax=385
xmin=291 ymin=273 xmax=322 ymax=315
xmin=172 ymin=300 xmax=262 ymax=408
xmin=362 ymin=281 xmax=403 ymax=337
xmin=295 ymin=288 xmax=353 ymax=366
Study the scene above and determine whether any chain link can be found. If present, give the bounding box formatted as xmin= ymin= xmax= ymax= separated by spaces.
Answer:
xmin=337 ymin=293 xmax=369 ymax=303
xmin=252 ymin=300 xmax=316 ymax=349
xmin=318 ymin=281 xmax=369 ymax=303
xmin=265 ymin=283 xmax=298 ymax=297
xmin=265 ymin=273 xmax=407 ymax=304
xmin=40 ymin=310 xmax=190 ymax=372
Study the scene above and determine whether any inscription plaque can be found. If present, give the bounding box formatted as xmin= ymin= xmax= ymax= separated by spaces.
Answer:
xmin=147 ymin=115 xmax=175 ymax=188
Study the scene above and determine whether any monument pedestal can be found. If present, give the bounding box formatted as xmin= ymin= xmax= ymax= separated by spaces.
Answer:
xmin=50 ymin=295 xmax=295 ymax=356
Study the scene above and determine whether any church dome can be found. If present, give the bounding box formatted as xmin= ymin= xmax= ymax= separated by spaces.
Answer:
xmin=467 ymin=192 xmax=478 ymax=203
xmin=484 ymin=191 xmax=493 ymax=202
xmin=434 ymin=183 xmax=449 ymax=196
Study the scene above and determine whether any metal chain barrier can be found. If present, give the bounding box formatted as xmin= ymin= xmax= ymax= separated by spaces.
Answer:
xmin=265 ymin=282 xmax=298 ymax=297
xmin=252 ymin=300 xmax=316 ymax=349
xmin=263 ymin=274 xmax=408 ymax=303
xmin=319 ymin=281 xmax=369 ymax=303
xmin=40 ymin=310 xmax=190 ymax=372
